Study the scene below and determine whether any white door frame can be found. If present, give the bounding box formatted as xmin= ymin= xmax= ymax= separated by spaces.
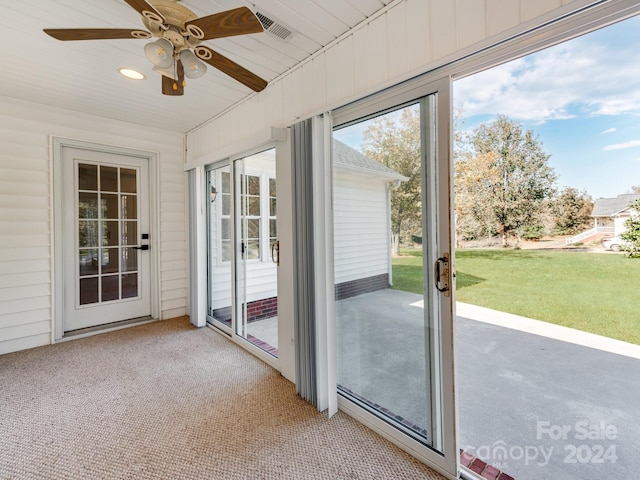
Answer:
xmin=51 ymin=137 xmax=160 ymax=341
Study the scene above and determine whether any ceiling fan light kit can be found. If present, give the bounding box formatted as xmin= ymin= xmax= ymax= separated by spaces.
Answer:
xmin=44 ymin=0 xmax=268 ymax=96
xmin=179 ymin=49 xmax=207 ymax=79
xmin=144 ymin=38 xmax=174 ymax=68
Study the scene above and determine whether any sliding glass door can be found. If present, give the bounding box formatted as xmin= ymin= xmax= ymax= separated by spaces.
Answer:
xmin=332 ymin=78 xmax=457 ymax=476
xmin=206 ymin=149 xmax=279 ymax=358
xmin=234 ymin=150 xmax=279 ymax=356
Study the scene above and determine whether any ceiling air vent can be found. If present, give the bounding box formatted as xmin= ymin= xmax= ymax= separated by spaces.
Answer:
xmin=255 ymin=11 xmax=295 ymax=42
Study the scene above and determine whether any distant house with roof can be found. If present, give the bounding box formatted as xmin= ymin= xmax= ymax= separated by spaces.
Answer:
xmin=591 ymin=194 xmax=640 ymax=235
xmin=566 ymin=193 xmax=639 ymax=244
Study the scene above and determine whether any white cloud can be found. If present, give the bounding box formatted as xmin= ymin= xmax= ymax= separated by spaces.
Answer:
xmin=453 ymin=18 xmax=640 ymax=124
xmin=601 ymin=128 xmax=617 ymax=134
xmin=603 ymin=140 xmax=640 ymax=151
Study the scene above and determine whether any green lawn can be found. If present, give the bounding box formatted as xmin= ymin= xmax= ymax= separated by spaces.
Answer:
xmin=393 ymin=248 xmax=640 ymax=345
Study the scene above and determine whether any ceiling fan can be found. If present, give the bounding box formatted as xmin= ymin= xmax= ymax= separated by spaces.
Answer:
xmin=44 ymin=0 xmax=268 ymax=96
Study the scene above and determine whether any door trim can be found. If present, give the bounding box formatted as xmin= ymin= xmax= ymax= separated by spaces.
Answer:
xmin=51 ymin=137 xmax=160 ymax=341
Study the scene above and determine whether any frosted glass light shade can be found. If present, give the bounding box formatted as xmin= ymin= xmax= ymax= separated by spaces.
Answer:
xmin=144 ymin=38 xmax=174 ymax=68
xmin=152 ymin=64 xmax=177 ymax=81
xmin=179 ymin=49 xmax=207 ymax=79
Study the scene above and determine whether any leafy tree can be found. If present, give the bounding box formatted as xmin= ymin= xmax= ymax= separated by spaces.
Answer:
xmin=521 ymin=223 xmax=547 ymax=241
xmin=551 ymin=187 xmax=593 ymax=235
xmin=621 ymin=199 xmax=640 ymax=257
xmin=362 ymin=107 xmax=421 ymax=256
xmin=454 ymin=152 xmax=499 ymax=240
xmin=455 ymin=115 xmax=557 ymax=246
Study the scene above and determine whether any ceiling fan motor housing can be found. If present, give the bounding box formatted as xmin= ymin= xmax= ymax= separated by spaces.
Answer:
xmin=142 ymin=0 xmax=200 ymax=50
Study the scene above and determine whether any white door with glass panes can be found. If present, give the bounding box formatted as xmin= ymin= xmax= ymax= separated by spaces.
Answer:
xmin=61 ymin=147 xmax=151 ymax=332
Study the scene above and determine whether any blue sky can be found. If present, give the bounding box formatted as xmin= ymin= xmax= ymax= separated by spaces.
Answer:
xmin=335 ymin=14 xmax=640 ymax=200
xmin=453 ymin=14 xmax=640 ymax=199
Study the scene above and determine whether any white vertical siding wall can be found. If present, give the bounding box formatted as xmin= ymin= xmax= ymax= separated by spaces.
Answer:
xmin=186 ymin=0 xmax=596 ymax=157
xmin=0 ymin=96 xmax=187 ymax=355
xmin=334 ymin=174 xmax=390 ymax=284
xmin=158 ymin=159 xmax=189 ymax=319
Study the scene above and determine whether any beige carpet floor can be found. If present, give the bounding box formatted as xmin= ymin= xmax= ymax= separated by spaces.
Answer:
xmin=0 ymin=318 xmax=446 ymax=480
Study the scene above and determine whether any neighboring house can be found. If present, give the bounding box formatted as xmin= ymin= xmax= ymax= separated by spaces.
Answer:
xmin=565 ymin=193 xmax=639 ymax=244
xmin=592 ymin=194 xmax=640 ymax=236
xmin=333 ymin=140 xmax=407 ymax=299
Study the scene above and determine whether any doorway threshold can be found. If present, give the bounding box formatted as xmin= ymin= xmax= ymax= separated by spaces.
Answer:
xmin=61 ymin=316 xmax=156 ymax=341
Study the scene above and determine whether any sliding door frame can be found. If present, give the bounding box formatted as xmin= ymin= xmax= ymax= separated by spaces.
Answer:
xmin=326 ymin=4 xmax=640 ymax=478
xmin=332 ymin=75 xmax=457 ymax=479
xmin=204 ymin=145 xmax=282 ymax=371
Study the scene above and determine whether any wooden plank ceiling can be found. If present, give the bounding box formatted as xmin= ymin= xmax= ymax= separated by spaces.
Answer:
xmin=0 ymin=0 xmax=391 ymax=132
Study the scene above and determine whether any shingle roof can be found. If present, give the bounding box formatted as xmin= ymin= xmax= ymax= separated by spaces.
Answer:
xmin=592 ymin=194 xmax=640 ymax=217
xmin=333 ymin=140 xmax=407 ymax=181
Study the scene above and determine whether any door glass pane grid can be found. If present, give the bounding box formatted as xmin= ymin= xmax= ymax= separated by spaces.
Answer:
xmin=220 ymin=171 xmax=232 ymax=262
xmin=236 ymin=152 xmax=278 ymax=358
xmin=269 ymin=177 xmax=277 ymax=247
xmin=77 ymin=163 xmax=140 ymax=306
xmin=240 ymin=174 xmax=261 ymax=260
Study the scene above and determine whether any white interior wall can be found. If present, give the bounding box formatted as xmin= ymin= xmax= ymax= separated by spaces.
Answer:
xmin=0 ymin=96 xmax=187 ymax=355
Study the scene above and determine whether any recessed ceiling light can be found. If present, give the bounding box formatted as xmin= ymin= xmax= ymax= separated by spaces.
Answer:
xmin=119 ymin=68 xmax=145 ymax=80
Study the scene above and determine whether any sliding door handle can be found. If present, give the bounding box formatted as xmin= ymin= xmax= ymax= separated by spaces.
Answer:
xmin=434 ymin=253 xmax=450 ymax=295
xmin=271 ymin=240 xmax=280 ymax=266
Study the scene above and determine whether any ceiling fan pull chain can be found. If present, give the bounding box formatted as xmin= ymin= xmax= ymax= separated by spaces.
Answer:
xmin=173 ymin=56 xmax=178 ymax=90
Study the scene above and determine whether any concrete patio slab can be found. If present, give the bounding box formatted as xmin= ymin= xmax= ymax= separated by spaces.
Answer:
xmin=336 ymin=289 xmax=640 ymax=480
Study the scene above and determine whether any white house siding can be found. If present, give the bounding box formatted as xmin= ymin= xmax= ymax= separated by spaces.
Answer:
xmin=0 ymin=96 xmax=187 ymax=355
xmin=208 ymin=261 xmax=278 ymax=312
xmin=209 ymin=170 xmax=388 ymax=313
xmin=185 ymin=0 xmax=596 ymax=158
xmin=614 ymin=216 xmax=628 ymax=236
xmin=334 ymin=174 xmax=390 ymax=285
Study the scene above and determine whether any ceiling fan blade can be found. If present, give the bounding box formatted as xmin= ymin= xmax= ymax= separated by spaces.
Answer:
xmin=162 ymin=60 xmax=185 ymax=96
xmin=185 ymin=7 xmax=263 ymax=41
xmin=122 ymin=0 xmax=165 ymax=22
xmin=195 ymin=46 xmax=267 ymax=93
xmin=43 ymin=28 xmax=151 ymax=41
